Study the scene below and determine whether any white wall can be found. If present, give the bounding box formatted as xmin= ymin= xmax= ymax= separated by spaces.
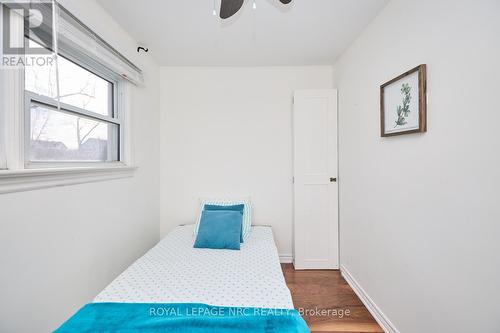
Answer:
xmin=332 ymin=0 xmax=500 ymax=332
xmin=0 ymin=1 xmax=160 ymax=332
xmin=160 ymin=66 xmax=332 ymax=256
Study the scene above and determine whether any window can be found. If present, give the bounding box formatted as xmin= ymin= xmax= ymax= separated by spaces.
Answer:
xmin=25 ymin=39 xmax=120 ymax=165
xmin=0 ymin=2 xmax=143 ymax=193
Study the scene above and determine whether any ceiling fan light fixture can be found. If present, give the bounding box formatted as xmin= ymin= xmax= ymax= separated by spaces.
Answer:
xmin=220 ymin=0 xmax=291 ymax=19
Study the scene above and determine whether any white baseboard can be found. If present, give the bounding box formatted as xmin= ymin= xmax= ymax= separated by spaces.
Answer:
xmin=340 ymin=265 xmax=400 ymax=333
xmin=279 ymin=254 xmax=293 ymax=263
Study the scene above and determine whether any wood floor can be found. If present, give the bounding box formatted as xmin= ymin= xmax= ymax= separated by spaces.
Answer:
xmin=282 ymin=264 xmax=383 ymax=333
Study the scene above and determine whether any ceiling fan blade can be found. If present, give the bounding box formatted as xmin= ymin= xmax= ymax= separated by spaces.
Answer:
xmin=279 ymin=0 xmax=292 ymax=4
xmin=220 ymin=0 xmax=245 ymax=19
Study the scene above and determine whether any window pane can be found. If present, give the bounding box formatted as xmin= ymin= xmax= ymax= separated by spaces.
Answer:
xmin=25 ymin=39 xmax=113 ymax=117
xmin=29 ymin=103 xmax=119 ymax=162
xmin=24 ymin=40 xmax=58 ymax=98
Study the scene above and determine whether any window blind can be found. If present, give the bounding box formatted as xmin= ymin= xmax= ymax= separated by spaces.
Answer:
xmin=7 ymin=0 xmax=144 ymax=85
xmin=54 ymin=2 xmax=144 ymax=85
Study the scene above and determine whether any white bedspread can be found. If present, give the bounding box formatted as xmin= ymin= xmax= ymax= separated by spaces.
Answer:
xmin=94 ymin=225 xmax=294 ymax=309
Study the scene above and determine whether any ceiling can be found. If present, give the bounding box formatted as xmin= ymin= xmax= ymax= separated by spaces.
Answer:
xmin=96 ymin=0 xmax=388 ymax=66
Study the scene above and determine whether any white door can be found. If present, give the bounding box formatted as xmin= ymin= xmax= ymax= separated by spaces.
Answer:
xmin=293 ymin=89 xmax=338 ymax=270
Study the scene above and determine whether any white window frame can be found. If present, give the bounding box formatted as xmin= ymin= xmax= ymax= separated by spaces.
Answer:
xmin=24 ymin=45 xmax=123 ymax=169
xmin=0 ymin=8 xmax=135 ymax=194
xmin=0 ymin=3 xmax=6 ymax=170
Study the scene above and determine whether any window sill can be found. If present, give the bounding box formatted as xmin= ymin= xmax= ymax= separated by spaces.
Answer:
xmin=0 ymin=166 xmax=137 ymax=194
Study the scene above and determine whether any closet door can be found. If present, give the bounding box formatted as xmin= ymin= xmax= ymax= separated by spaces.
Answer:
xmin=293 ymin=89 xmax=338 ymax=269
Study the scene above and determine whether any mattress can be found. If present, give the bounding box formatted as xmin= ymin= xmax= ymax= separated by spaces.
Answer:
xmin=94 ymin=225 xmax=294 ymax=310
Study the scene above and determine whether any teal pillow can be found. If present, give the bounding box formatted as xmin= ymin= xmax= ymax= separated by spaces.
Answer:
xmin=194 ymin=199 xmax=253 ymax=241
xmin=193 ymin=211 xmax=242 ymax=250
xmin=203 ymin=204 xmax=244 ymax=243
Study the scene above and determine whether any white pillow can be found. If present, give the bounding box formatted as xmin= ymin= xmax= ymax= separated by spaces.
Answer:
xmin=194 ymin=197 xmax=252 ymax=240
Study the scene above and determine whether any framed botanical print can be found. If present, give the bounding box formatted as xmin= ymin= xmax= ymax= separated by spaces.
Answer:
xmin=380 ymin=64 xmax=427 ymax=137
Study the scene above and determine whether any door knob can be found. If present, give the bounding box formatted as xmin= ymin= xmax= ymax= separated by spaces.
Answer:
xmin=330 ymin=177 xmax=337 ymax=182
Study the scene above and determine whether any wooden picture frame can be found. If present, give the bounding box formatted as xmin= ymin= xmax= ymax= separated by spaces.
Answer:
xmin=380 ymin=64 xmax=427 ymax=137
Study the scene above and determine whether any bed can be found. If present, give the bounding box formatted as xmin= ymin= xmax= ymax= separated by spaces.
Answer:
xmin=55 ymin=225 xmax=309 ymax=332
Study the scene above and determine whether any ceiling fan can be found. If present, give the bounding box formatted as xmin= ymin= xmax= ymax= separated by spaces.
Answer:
xmin=220 ymin=0 xmax=292 ymax=19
